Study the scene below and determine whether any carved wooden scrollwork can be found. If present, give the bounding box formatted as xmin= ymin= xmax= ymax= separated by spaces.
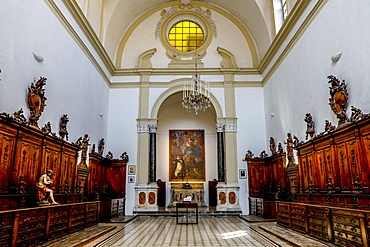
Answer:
xmin=327 ymin=75 xmax=349 ymax=126
xmin=27 ymin=77 xmax=47 ymax=128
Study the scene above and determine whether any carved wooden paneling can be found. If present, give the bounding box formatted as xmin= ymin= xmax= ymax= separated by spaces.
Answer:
xmin=0 ymin=129 xmax=16 ymax=192
xmin=246 ymin=159 xmax=264 ymax=197
xmin=336 ymin=143 xmax=352 ymax=190
xmin=13 ymin=135 xmax=43 ymax=190
xmin=60 ymin=147 xmax=78 ymax=193
xmin=276 ymin=202 xmax=370 ymax=247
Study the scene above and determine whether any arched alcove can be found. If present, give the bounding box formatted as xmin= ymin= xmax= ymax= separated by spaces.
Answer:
xmin=155 ymin=90 xmax=219 ymax=206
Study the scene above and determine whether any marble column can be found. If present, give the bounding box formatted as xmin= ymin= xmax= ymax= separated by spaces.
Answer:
xmin=149 ymin=125 xmax=157 ymax=183
xmin=216 ymin=124 xmax=225 ymax=182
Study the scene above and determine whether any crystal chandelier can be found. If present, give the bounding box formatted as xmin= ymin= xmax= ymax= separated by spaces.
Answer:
xmin=182 ymin=59 xmax=211 ymax=115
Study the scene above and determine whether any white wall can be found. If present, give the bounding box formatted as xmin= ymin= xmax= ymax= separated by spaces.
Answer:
xmin=0 ymin=0 xmax=109 ymax=145
xmin=106 ymin=88 xmax=139 ymax=215
xmin=235 ymin=87 xmax=267 ymax=215
xmin=264 ymin=0 xmax=370 ymax=147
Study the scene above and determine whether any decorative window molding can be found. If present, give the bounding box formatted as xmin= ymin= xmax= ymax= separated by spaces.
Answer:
xmin=155 ymin=0 xmax=216 ymax=65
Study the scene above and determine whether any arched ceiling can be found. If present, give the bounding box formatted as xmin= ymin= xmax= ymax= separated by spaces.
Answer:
xmin=77 ymin=0 xmax=274 ymax=69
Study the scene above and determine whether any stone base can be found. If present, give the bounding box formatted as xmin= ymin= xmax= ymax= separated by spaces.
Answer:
xmin=134 ymin=182 xmax=159 ymax=212
xmin=216 ymin=182 xmax=241 ymax=211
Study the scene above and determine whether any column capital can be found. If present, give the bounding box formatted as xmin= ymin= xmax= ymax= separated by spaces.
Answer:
xmin=136 ymin=119 xmax=158 ymax=133
xmin=216 ymin=124 xmax=224 ymax=133
xmin=149 ymin=125 xmax=158 ymax=133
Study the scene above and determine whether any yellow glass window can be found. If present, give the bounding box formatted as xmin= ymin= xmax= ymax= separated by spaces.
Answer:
xmin=168 ymin=21 xmax=204 ymax=52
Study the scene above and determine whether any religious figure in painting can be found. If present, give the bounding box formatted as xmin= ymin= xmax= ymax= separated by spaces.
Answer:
xmin=36 ymin=170 xmax=59 ymax=205
xmin=173 ymin=155 xmax=185 ymax=178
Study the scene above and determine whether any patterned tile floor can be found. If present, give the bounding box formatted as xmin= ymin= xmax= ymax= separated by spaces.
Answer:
xmin=41 ymin=216 xmax=336 ymax=247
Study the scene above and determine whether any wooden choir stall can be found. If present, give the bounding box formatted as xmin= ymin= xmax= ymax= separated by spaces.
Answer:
xmin=0 ymin=77 xmax=128 ymax=247
xmin=87 ymin=150 xmax=128 ymax=221
xmin=245 ymin=75 xmax=370 ymax=247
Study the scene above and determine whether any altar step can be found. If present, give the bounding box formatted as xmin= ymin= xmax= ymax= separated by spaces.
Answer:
xmin=133 ymin=206 xmax=242 ymax=217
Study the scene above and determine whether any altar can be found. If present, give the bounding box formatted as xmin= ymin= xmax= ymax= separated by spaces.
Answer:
xmin=168 ymin=183 xmax=205 ymax=207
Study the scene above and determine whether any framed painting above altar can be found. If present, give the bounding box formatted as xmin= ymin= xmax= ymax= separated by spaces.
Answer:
xmin=169 ymin=129 xmax=205 ymax=182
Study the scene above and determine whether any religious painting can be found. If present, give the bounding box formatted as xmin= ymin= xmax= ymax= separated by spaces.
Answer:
xmin=169 ymin=129 xmax=205 ymax=182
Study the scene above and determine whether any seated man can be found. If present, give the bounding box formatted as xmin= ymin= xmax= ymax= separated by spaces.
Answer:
xmin=36 ymin=169 xmax=59 ymax=205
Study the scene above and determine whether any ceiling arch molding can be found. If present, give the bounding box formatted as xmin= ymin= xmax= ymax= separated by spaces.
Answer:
xmin=114 ymin=1 xmax=259 ymax=69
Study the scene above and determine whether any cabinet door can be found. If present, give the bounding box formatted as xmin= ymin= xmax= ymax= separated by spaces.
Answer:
xmin=0 ymin=134 xmax=16 ymax=191
xmin=315 ymin=150 xmax=327 ymax=190
xmin=336 ymin=143 xmax=351 ymax=190
xmin=60 ymin=149 xmax=77 ymax=193
xmin=324 ymin=147 xmax=335 ymax=183
xmin=13 ymin=138 xmax=43 ymax=188
xmin=307 ymin=153 xmax=315 ymax=188
xmin=298 ymin=155 xmax=309 ymax=192
xmin=347 ymin=140 xmax=367 ymax=187
xmin=362 ymin=135 xmax=370 ymax=187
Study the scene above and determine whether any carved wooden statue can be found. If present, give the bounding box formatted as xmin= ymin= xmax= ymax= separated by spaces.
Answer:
xmin=59 ymin=114 xmax=69 ymax=140
xmin=269 ymin=137 xmax=277 ymax=155
xmin=277 ymin=143 xmax=283 ymax=153
xmin=81 ymin=134 xmax=90 ymax=164
xmin=304 ymin=113 xmax=315 ymax=140
xmin=27 ymin=77 xmax=47 ymax=128
xmin=244 ymin=150 xmax=254 ymax=159
xmin=324 ymin=120 xmax=336 ymax=132
xmin=98 ymin=138 xmax=105 ymax=156
xmin=327 ymin=75 xmax=349 ymax=126
xmin=286 ymin=133 xmax=295 ymax=167
xmin=36 ymin=170 xmax=58 ymax=205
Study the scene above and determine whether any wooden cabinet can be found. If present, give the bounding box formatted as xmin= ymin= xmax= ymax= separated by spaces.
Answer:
xmin=0 ymin=202 xmax=99 ymax=247
xmin=290 ymin=204 xmax=307 ymax=233
xmin=331 ymin=209 xmax=365 ymax=247
xmin=87 ymin=155 xmax=127 ymax=221
xmin=307 ymin=206 xmax=330 ymax=241
xmin=276 ymin=202 xmax=370 ymax=247
xmin=245 ymin=153 xmax=286 ymax=218
xmin=276 ymin=202 xmax=290 ymax=228
xmin=249 ymin=197 xmax=276 ymax=219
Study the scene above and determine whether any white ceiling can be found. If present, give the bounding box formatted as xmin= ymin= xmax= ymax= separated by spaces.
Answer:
xmin=76 ymin=0 xmax=275 ymax=67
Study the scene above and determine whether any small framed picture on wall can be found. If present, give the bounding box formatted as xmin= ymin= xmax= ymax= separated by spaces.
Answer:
xmin=128 ymin=176 xmax=135 ymax=183
xmin=128 ymin=165 xmax=135 ymax=175
xmin=239 ymin=169 xmax=247 ymax=179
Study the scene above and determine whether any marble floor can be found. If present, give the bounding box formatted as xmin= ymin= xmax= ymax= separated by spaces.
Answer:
xmin=41 ymin=216 xmax=336 ymax=247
